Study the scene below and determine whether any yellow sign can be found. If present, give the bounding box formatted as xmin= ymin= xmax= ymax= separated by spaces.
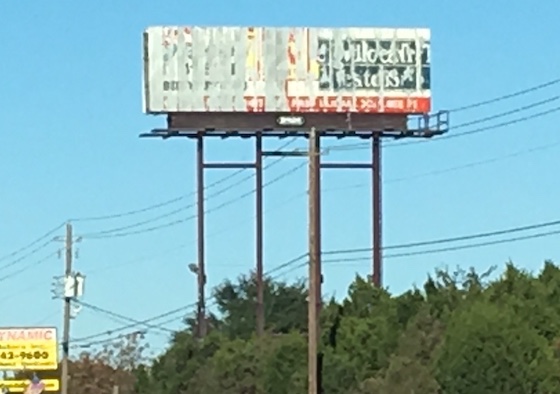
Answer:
xmin=0 ymin=327 xmax=58 ymax=370
xmin=0 ymin=379 xmax=59 ymax=392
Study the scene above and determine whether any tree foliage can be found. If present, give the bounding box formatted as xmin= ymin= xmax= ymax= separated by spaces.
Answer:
xmin=26 ymin=260 xmax=560 ymax=393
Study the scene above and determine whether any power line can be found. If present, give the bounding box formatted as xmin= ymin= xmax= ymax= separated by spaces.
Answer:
xmin=322 ymin=218 xmax=560 ymax=256
xmin=322 ymin=96 xmax=560 ymax=152
xmin=0 ymin=223 xmax=63 ymax=264
xmin=383 ymin=139 xmax=560 ymax=184
xmin=0 ymin=239 xmax=56 ymax=273
xmin=270 ymin=217 xmax=560 ymax=275
xmin=82 ymin=161 xmax=307 ymax=239
xmin=77 ymin=95 xmax=559 ymax=239
xmin=69 ymin=216 xmax=560 ymax=346
xmin=69 ymin=253 xmax=311 ymax=345
xmin=321 ymin=227 xmax=560 ymax=263
xmin=75 ymin=300 xmax=176 ymax=335
xmin=64 ymin=90 xmax=560 ymax=242
xmin=84 ymin=190 xmax=310 ymax=276
xmin=69 ymin=137 xmax=299 ymax=223
xmin=78 ymin=134 xmax=560 ymax=276
xmin=69 ymin=141 xmax=560 ymax=341
xmin=383 ymin=227 xmax=560 ymax=259
xmin=272 ymin=226 xmax=560 ymax=277
xmin=79 ymin=173 xmax=257 ymax=237
xmin=321 ymin=138 xmax=560 ymax=193
xmin=419 ymin=105 xmax=560 ymax=144
xmin=450 ymin=96 xmax=559 ymax=129
xmin=0 ymin=250 xmax=59 ymax=283
xmin=6 ymin=82 xmax=558 ymax=267
xmin=448 ymin=78 xmax=560 ymax=113
xmin=71 ymin=219 xmax=560 ymax=346
xmin=71 ymin=302 xmax=197 ymax=344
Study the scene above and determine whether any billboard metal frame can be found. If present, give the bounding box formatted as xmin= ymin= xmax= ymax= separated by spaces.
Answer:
xmin=140 ymin=110 xmax=450 ymax=337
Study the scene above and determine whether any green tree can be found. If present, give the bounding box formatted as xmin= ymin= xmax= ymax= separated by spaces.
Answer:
xmin=81 ymin=261 xmax=560 ymax=393
xmin=361 ymin=306 xmax=443 ymax=393
xmin=212 ymin=272 xmax=308 ymax=339
xmin=436 ymin=300 xmax=560 ymax=393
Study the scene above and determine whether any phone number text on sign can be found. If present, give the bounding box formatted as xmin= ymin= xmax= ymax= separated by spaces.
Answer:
xmin=0 ymin=328 xmax=58 ymax=370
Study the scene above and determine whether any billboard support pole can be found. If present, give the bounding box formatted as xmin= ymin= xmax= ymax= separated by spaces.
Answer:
xmin=255 ymin=132 xmax=265 ymax=337
xmin=196 ymin=134 xmax=207 ymax=339
xmin=191 ymin=135 xmax=262 ymax=337
xmin=372 ymin=135 xmax=382 ymax=287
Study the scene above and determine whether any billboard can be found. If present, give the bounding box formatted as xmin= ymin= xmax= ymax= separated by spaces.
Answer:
xmin=0 ymin=327 xmax=58 ymax=370
xmin=143 ymin=26 xmax=431 ymax=114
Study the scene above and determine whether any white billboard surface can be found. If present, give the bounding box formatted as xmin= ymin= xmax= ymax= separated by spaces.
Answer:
xmin=143 ymin=26 xmax=431 ymax=114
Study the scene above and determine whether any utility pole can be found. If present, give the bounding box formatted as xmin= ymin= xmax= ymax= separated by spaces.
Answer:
xmin=308 ymin=127 xmax=322 ymax=394
xmin=61 ymin=222 xmax=72 ymax=394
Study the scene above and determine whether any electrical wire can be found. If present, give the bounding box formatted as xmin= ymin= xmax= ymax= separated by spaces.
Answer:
xmin=62 ymin=80 xmax=560 ymax=347
xmin=82 ymin=161 xmax=307 ymax=239
xmin=413 ymin=105 xmax=560 ymax=145
xmin=0 ymin=222 xmax=63 ymax=265
xmin=272 ymin=225 xmax=560 ymax=277
xmin=322 ymin=96 xmax=560 ymax=152
xmin=79 ymin=174 xmax=257 ymax=237
xmin=321 ymin=138 xmax=560 ymax=194
xmin=448 ymin=78 xmax=560 ymax=113
xmin=70 ymin=253 xmax=311 ymax=346
xmin=76 ymin=133 xmax=560 ymax=276
xmin=69 ymin=216 xmax=560 ymax=347
xmin=0 ymin=250 xmax=59 ymax=283
xmin=450 ymin=96 xmax=559 ymax=129
xmin=71 ymin=302 xmax=198 ymax=344
xmin=69 ymin=137 xmax=299 ymax=223
xmin=66 ymin=85 xmax=560 ymax=242
xmin=322 ymin=218 xmax=560 ymax=256
xmin=71 ymin=218 xmax=560 ymax=347
xmin=73 ymin=213 xmax=560 ymax=343
xmin=0 ymin=239 xmax=57 ymax=273
xmin=383 ymin=139 xmax=560 ymax=184
xmin=75 ymin=300 xmax=176 ymax=335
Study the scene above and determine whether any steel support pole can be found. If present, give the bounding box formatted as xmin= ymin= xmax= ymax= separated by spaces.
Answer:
xmin=196 ymin=135 xmax=207 ymax=338
xmin=255 ymin=132 xmax=265 ymax=336
xmin=314 ymin=132 xmax=322 ymax=315
xmin=372 ymin=135 xmax=382 ymax=287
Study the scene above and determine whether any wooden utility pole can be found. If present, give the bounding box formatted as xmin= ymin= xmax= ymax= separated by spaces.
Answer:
xmin=61 ymin=222 xmax=73 ymax=394
xmin=308 ymin=127 xmax=322 ymax=394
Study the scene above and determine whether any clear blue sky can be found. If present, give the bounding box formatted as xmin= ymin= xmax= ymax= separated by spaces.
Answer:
xmin=1 ymin=0 xmax=560 ymax=356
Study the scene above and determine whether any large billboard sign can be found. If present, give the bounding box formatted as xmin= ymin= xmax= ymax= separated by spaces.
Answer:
xmin=0 ymin=327 xmax=58 ymax=370
xmin=143 ymin=26 xmax=431 ymax=114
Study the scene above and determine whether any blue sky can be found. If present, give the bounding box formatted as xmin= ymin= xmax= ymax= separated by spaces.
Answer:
xmin=1 ymin=0 xmax=560 ymax=356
